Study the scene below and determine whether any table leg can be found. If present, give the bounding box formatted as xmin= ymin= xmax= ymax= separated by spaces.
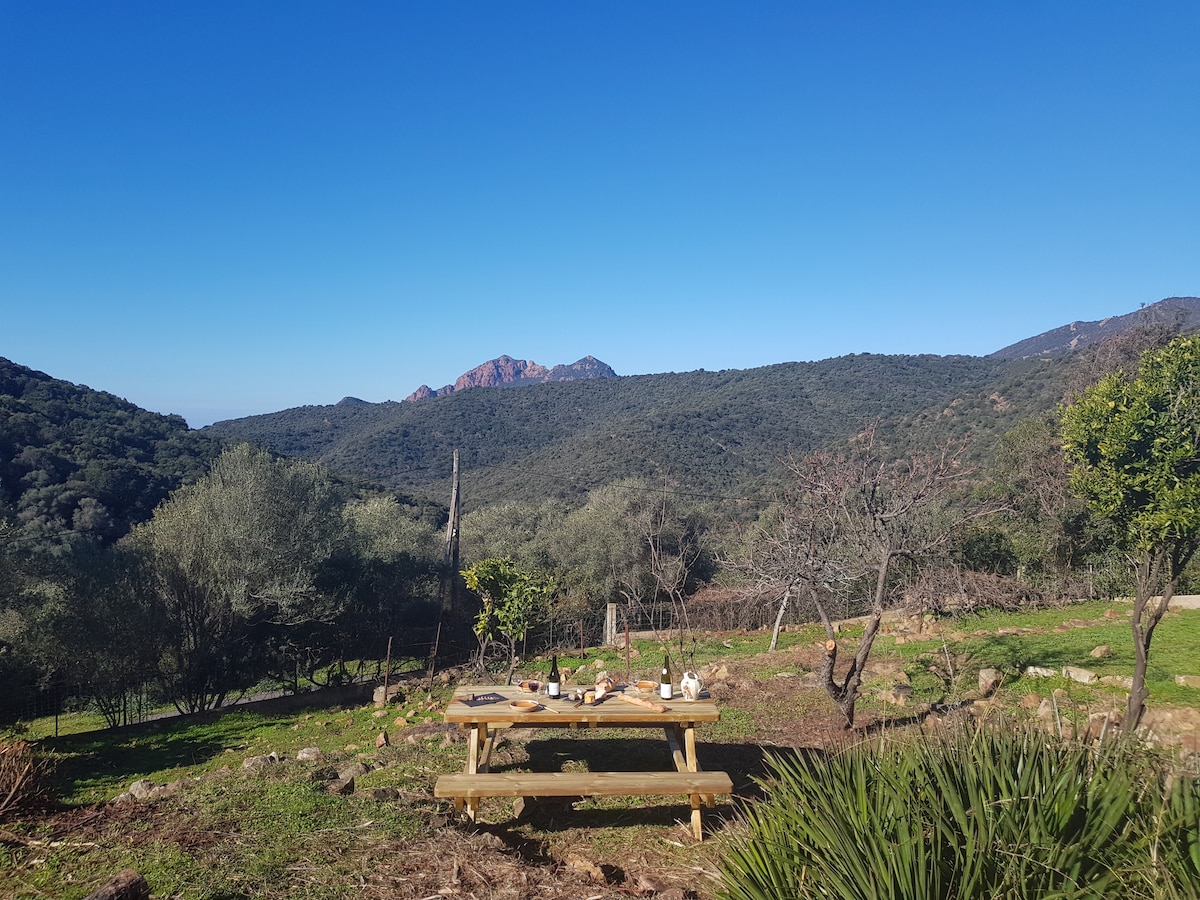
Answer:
xmin=682 ymin=724 xmax=715 ymax=809
xmin=664 ymin=725 xmax=688 ymax=773
xmin=689 ymin=792 xmax=704 ymax=841
xmin=461 ymin=723 xmax=489 ymax=821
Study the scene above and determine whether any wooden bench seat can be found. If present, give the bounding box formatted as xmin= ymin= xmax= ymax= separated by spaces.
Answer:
xmin=435 ymin=770 xmax=733 ymax=840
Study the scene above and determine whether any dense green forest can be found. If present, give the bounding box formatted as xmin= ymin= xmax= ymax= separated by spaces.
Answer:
xmin=207 ymin=353 xmax=1054 ymax=508
xmin=0 ymin=358 xmax=222 ymax=549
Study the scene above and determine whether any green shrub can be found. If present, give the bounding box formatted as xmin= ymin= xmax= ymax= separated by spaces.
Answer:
xmin=717 ymin=725 xmax=1200 ymax=900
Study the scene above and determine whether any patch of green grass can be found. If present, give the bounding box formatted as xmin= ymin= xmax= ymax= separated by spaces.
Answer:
xmin=887 ymin=602 xmax=1200 ymax=712
xmin=37 ymin=698 xmax=458 ymax=806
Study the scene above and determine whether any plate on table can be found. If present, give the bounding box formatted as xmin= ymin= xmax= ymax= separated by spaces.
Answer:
xmin=508 ymin=699 xmax=541 ymax=711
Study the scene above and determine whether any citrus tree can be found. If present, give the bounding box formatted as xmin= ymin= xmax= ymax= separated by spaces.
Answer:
xmin=1061 ymin=334 xmax=1200 ymax=730
xmin=461 ymin=557 xmax=551 ymax=684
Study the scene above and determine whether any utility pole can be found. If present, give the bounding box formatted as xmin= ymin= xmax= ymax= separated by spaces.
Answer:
xmin=443 ymin=449 xmax=461 ymax=615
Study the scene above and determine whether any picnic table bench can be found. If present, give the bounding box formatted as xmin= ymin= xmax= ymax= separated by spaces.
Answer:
xmin=436 ymin=684 xmax=731 ymax=840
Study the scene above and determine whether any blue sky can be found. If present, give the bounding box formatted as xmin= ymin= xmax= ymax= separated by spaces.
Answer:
xmin=2 ymin=3 xmax=1196 ymax=427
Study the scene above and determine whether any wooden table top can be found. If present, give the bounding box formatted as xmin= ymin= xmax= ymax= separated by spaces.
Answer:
xmin=443 ymin=684 xmax=721 ymax=726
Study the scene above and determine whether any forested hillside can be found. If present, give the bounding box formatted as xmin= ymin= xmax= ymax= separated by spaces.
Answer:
xmin=206 ymin=353 xmax=1049 ymax=508
xmin=2 ymin=303 xmax=1195 ymax=730
xmin=0 ymin=358 xmax=222 ymax=548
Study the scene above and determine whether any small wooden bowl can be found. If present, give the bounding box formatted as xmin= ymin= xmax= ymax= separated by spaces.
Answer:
xmin=508 ymin=699 xmax=541 ymax=711
xmin=636 ymin=680 xmax=658 ymax=692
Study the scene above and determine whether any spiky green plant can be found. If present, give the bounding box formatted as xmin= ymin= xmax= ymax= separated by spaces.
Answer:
xmin=717 ymin=725 xmax=1199 ymax=900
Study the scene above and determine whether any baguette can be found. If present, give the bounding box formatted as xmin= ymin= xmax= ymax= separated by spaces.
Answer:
xmin=616 ymin=692 xmax=668 ymax=713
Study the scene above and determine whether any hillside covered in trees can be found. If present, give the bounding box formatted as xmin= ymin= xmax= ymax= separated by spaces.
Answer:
xmin=206 ymin=353 xmax=1049 ymax=509
xmin=3 ymin=298 xmax=1198 ymax=731
xmin=0 ymin=358 xmax=222 ymax=550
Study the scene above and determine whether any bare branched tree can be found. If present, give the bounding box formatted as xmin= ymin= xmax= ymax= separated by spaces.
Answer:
xmin=751 ymin=424 xmax=999 ymax=728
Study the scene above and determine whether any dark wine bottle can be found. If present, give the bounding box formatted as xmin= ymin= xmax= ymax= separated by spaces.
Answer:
xmin=547 ymin=655 xmax=561 ymax=699
xmin=659 ymin=653 xmax=673 ymax=700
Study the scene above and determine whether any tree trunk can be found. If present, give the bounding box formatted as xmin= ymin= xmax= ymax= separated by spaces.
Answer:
xmin=1124 ymin=551 xmax=1174 ymax=731
xmin=768 ymin=588 xmax=790 ymax=652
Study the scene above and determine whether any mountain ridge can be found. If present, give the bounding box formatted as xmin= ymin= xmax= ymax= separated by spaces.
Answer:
xmin=404 ymin=355 xmax=616 ymax=402
xmin=990 ymin=296 xmax=1200 ymax=359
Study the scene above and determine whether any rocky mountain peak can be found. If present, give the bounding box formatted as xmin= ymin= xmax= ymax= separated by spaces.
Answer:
xmin=404 ymin=355 xmax=616 ymax=402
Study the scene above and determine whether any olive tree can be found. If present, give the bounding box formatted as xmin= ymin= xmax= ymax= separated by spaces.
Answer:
xmin=1061 ymin=334 xmax=1200 ymax=730
xmin=130 ymin=444 xmax=348 ymax=712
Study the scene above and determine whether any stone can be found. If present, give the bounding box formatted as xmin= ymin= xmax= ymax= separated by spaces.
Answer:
xmin=1100 ymin=675 xmax=1134 ymax=689
xmin=375 ymin=731 xmax=390 ymax=748
xmin=1024 ymin=665 xmax=1056 ymax=678
xmin=968 ymin=698 xmax=1002 ymax=720
xmin=80 ymin=868 xmax=150 ymax=900
xmin=372 ymin=683 xmax=403 ymax=706
xmin=1090 ymin=645 xmax=1113 ymax=659
xmin=1083 ymin=711 xmax=1122 ymax=742
xmin=309 ymin=766 xmax=339 ymax=782
xmin=1063 ymin=666 xmax=1099 ymax=684
xmin=241 ymin=754 xmax=279 ymax=772
xmin=565 ymin=853 xmax=605 ymax=882
xmin=978 ymin=668 xmax=1003 ymax=696
xmin=127 ymin=779 xmax=158 ymax=801
xmin=1175 ymin=675 xmax=1200 ymax=689
xmin=338 ymin=762 xmax=372 ymax=780
xmin=1036 ymin=698 xmax=1057 ymax=723
xmin=1019 ymin=692 xmax=1042 ymax=710
xmin=325 ymin=776 xmax=355 ymax=795
xmin=362 ymin=787 xmax=400 ymax=801
xmin=702 ymin=663 xmax=730 ymax=682
xmin=878 ymin=689 xmax=908 ymax=708
xmin=296 ymin=747 xmax=323 ymax=762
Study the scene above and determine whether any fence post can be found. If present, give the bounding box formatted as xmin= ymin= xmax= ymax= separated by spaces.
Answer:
xmin=605 ymin=603 xmax=618 ymax=647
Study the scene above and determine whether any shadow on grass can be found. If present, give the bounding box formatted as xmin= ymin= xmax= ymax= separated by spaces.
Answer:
xmin=40 ymin=711 xmax=291 ymax=801
xmin=523 ymin=734 xmax=772 ymax=793
xmin=468 ymin=735 xmax=820 ymax=842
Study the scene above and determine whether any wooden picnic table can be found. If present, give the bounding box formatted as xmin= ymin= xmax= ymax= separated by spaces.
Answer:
xmin=435 ymin=684 xmax=731 ymax=840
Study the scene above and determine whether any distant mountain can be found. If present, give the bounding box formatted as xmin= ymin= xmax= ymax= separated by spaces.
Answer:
xmin=5 ymin=295 xmax=1196 ymax=529
xmin=990 ymin=296 xmax=1200 ymax=359
xmin=404 ymin=355 xmax=616 ymax=401
xmin=208 ymin=353 xmax=1041 ymax=509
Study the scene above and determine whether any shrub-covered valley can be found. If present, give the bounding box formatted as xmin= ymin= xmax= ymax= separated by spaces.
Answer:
xmin=3 ymin=296 xmax=1200 ymax=898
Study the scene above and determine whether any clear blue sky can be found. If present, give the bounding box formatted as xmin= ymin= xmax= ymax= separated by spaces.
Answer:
xmin=2 ymin=3 xmax=1196 ymax=427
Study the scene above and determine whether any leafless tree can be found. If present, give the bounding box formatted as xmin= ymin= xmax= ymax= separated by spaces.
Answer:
xmin=749 ymin=424 xmax=997 ymax=728
xmin=730 ymin=452 xmax=847 ymax=652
